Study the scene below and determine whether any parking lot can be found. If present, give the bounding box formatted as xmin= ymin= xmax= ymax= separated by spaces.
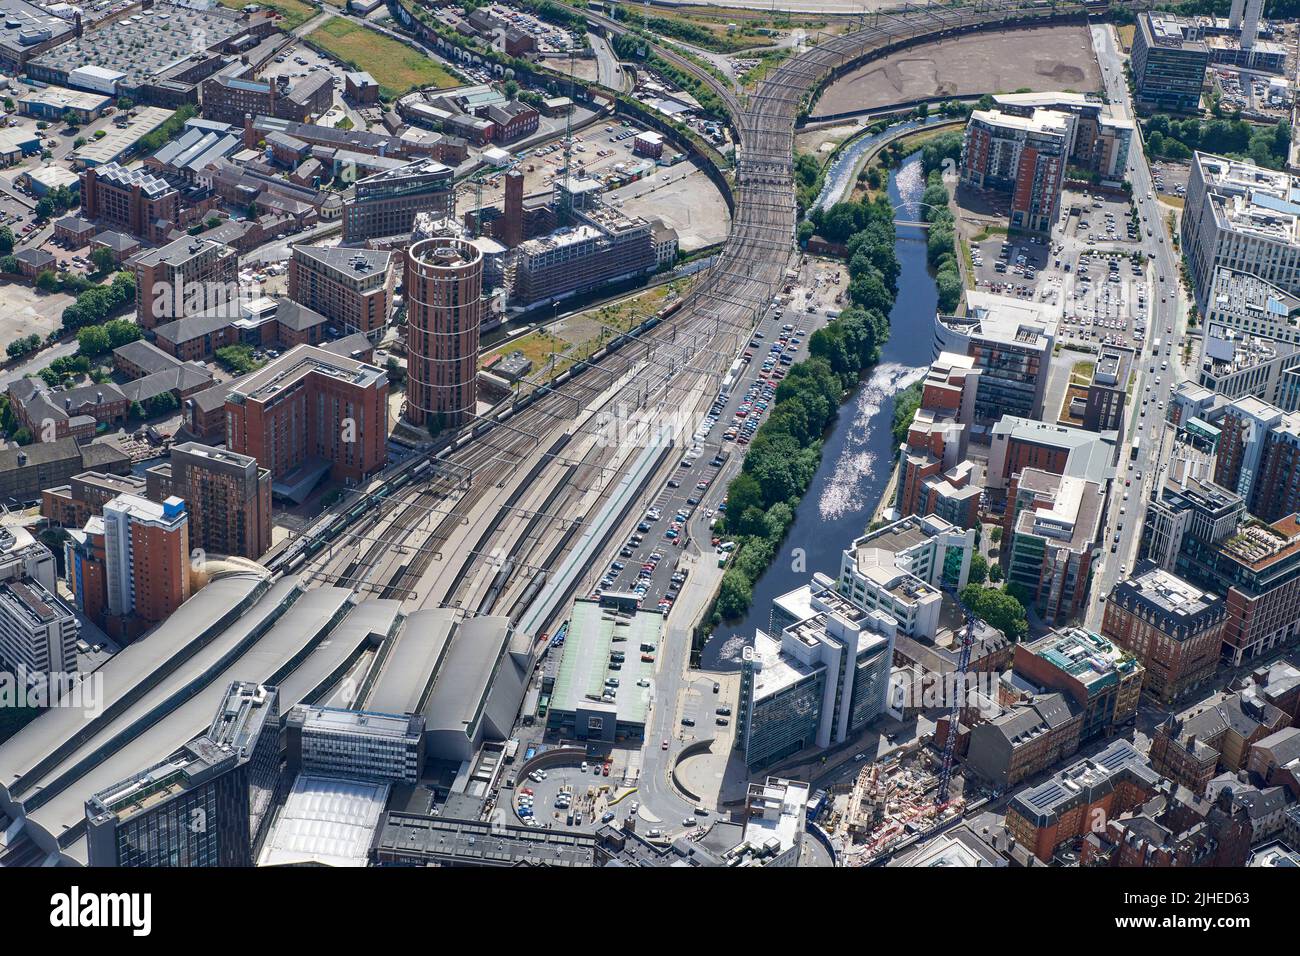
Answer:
xmin=967 ymin=188 xmax=1157 ymax=353
xmin=588 ymin=258 xmax=843 ymax=614
xmin=515 ymin=759 xmax=626 ymax=832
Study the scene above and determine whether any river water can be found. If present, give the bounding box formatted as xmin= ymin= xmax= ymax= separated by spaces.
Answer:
xmin=703 ymin=153 xmax=937 ymax=668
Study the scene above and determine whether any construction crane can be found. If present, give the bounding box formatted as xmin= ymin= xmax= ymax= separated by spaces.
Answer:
xmin=934 ymin=597 xmax=979 ymax=807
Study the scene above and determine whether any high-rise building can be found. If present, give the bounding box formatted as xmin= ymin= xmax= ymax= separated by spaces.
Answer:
xmin=133 ymin=234 xmax=239 ymax=330
xmin=288 ymin=245 xmax=394 ymax=341
xmin=988 ymin=92 xmax=1134 ymax=181
xmin=1212 ymin=514 xmax=1300 ymax=665
xmin=1131 ymin=12 xmax=1210 ymax=113
xmin=1183 ymin=153 xmax=1300 ymax=312
xmin=986 ymin=416 xmax=1116 ymax=492
xmin=933 ymin=291 xmax=1057 ymax=426
xmin=0 ymin=524 xmax=56 ymax=592
xmin=1139 ymin=455 xmax=1243 ymax=583
xmin=1212 ymin=395 xmax=1300 ymax=522
xmin=146 ymin=442 xmax=272 ymax=561
xmin=895 ymin=352 xmax=979 ymax=525
xmin=101 ymin=493 xmax=191 ymax=627
xmin=64 ymin=517 xmax=109 ymax=629
xmin=0 ymin=578 xmax=78 ymax=691
xmin=1002 ymin=469 xmax=1105 ymax=626
xmin=223 ymin=344 xmax=389 ymax=487
xmin=836 ymin=514 xmax=975 ymax=640
xmin=1102 ymin=563 xmax=1226 ymax=702
xmin=85 ymin=682 xmax=281 ymax=867
xmin=285 ymin=704 xmax=425 ymax=784
xmin=737 ymin=588 xmax=895 ymax=771
xmin=404 ymin=234 xmax=482 ymax=430
xmin=959 ymin=108 xmax=1069 ymax=233
xmin=342 ymin=158 xmax=454 ymax=242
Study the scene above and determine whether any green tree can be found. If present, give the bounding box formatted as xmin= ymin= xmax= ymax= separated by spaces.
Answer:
xmin=0 ymin=226 xmax=13 ymax=256
xmin=968 ymin=553 xmax=989 ymax=586
xmin=960 ymin=584 xmax=1028 ymax=641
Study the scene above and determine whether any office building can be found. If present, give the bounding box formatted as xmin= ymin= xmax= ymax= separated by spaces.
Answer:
xmin=285 ymin=704 xmax=425 ymax=784
xmin=1081 ymin=346 xmax=1133 ymax=432
xmin=101 ymin=493 xmax=191 ymax=628
xmin=79 ymin=163 xmax=179 ymax=244
xmin=986 ymin=415 xmax=1116 ymax=492
xmin=1202 ymin=269 xmax=1300 ymax=347
xmin=133 ymin=234 xmax=240 ymax=330
xmin=1002 ymin=469 xmax=1105 ymax=625
xmin=288 ymin=245 xmax=394 ymax=341
xmin=405 ymin=234 xmax=482 ymax=429
xmin=1150 ymin=691 xmax=1289 ymax=793
xmin=1183 ymin=153 xmax=1300 ymax=312
xmin=511 ymin=189 xmax=660 ymax=307
xmin=836 ymin=514 xmax=974 ymax=639
xmin=342 ymin=158 xmax=454 ymax=242
xmin=738 ymin=585 xmax=895 ymax=770
xmin=1004 ymin=739 xmax=1162 ymax=862
xmin=145 ymin=442 xmax=272 ymax=561
xmin=0 ymin=578 xmax=78 ymax=690
xmin=1198 ymin=322 xmax=1300 ymax=410
xmin=966 ymin=693 xmax=1083 ymax=790
xmin=1132 ymin=12 xmax=1210 ymax=113
xmin=959 ymin=107 xmax=1069 ymax=233
xmin=1012 ymin=627 xmax=1144 ymax=743
xmin=1139 ymin=455 xmax=1243 ymax=584
xmin=224 ymin=345 xmax=389 ymax=492
xmin=739 ymin=778 xmax=809 ymax=867
xmin=85 ymin=682 xmax=281 ymax=867
xmin=1212 ymin=514 xmax=1300 ymax=665
xmin=1103 ymin=564 xmax=1227 ymax=702
xmin=201 ymin=71 xmax=332 ymax=126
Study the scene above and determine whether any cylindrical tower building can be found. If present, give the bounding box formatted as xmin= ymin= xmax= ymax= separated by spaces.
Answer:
xmin=405 ymin=236 xmax=482 ymax=429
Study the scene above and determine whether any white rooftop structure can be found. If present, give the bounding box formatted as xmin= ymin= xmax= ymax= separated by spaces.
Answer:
xmin=257 ymin=773 xmax=390 ymax=868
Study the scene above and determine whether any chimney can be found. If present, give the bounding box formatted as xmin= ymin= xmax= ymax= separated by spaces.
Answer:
xmin=1186 ymin=734 xmax=1198 ymax=753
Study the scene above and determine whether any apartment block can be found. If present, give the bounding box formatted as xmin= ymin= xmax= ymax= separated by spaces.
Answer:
xmin=342 ymin=158 xmax=454 ymax=243
xmin=1132 ymin=12 xmax=1210 ymax=113
xmin=1213 ymin=395 xmax=1300 ymax=522
xmin=224 ymin=344 xmax=389 ymax=489
xmin=986 ymin=415 xmax=1115 ymax=492
xmin=133 ymin=234 xmax=240 ymax=330
xmin=41 ymin=471 xmax=147 ymax=530
xmin=1212 ymin=514 xmax=1300 ymax=665
xmin=895 ymin=351 xmax=978 ymax=523
xmin=405 ymin=233 xmax=482 ymax=429
xmin=288 ymin=245 xmax=394 ymax=341
xmin=1139 ymin=455 xmax=1243 ymax=584
xmin=960 ymin=108 xmax=1068 ymax=233
xmin=101 ymin=493 xmax=191 ymax=629
xmin=1102 ymin=563 xmax=1227 ymax=702
xmin=990 ymin=91 xmax=1134 ymax=181
xmin=79 ymin=163 xmax=179 ymax=244
xmin=146 ymin=442 xmax=272 ymax=561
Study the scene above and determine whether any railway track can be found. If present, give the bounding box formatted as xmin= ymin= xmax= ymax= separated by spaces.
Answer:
xmin=294 ymin=0 xmax=1115 ymax=631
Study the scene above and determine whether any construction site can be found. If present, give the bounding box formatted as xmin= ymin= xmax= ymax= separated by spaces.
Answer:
xmin=828 ymin=751 xmax=969 ymax=866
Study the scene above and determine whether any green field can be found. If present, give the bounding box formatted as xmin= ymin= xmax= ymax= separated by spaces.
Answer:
xmin=311 ymin=18 xmax=460 ymax=99
xmin=218 ymin=0 xmax=316 ymax=31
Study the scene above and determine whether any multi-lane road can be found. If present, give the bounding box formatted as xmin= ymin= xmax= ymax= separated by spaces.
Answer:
xmin=1084 ymin=21 xmax=1190 ymax=629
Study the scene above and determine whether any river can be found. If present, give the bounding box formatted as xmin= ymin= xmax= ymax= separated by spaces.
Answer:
xmin=703 ymin=153 xmax=937 ymax=668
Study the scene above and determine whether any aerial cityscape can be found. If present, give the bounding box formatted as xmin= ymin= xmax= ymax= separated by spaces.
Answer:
xmin=0 ymin=0 xmax=1292 ymax=894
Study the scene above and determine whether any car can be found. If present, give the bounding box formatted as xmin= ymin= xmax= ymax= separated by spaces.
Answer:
xmin=713 ymin=682 xmax=720 ymax=693
xmin=683 ymin=818 xmax=697 ymax=828
xmin=661 ymin=738 xmax=669 ymax=750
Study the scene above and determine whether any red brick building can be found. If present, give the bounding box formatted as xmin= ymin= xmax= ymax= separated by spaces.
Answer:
xmin=80 ymin=163 xmax=179 ymax=244
xmin=224 ymin=345 xmax=389 ymax=487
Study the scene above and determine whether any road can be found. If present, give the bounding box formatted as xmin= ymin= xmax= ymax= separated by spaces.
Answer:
xmin=1084 ymin=22 xmax=1191 ymax=630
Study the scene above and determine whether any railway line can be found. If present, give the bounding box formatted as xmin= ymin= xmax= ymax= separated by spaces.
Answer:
xmin=284 ymin=0 xmax=1116 ymax=636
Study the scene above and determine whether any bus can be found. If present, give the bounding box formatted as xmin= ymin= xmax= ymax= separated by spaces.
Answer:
xmin=1131 ymin=436 xmax=1141 ymax=461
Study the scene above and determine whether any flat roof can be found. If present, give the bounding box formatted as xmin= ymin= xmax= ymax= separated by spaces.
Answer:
xmin=549 ymin=598 xmax=660 ymax=726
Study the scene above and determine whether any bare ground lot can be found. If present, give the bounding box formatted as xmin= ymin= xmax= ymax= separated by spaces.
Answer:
xmin=0 ymin=285 xmax=72 ymax=345
xmin=811 ymin=24 xmax=1102 ymax=118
